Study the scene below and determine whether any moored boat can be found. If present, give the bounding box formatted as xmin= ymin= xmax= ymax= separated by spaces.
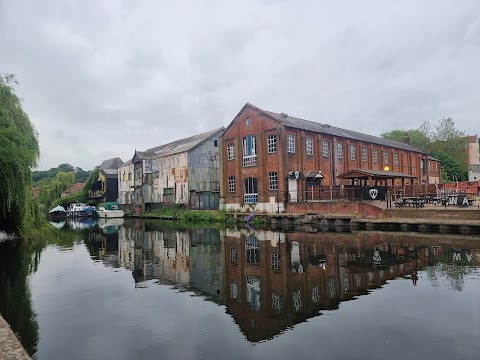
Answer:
xmin=48 ymin=205 xmax=67 ymax=220
xmin=67 ymin=202 xmax=97 ymax=218
xmin=97 ymin=202 xmax=124 ymax=219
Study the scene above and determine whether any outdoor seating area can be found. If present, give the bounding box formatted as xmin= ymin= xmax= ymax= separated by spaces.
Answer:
xmin=393 ymin=197 xmax=425 ymax=208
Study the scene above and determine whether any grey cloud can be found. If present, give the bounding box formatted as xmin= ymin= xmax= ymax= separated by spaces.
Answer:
xmin=1 ymin=0 xmax=479 ymax=170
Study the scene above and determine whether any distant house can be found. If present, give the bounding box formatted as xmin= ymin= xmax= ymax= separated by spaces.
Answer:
xmin=90 ymin=157 xmax=124 ymax=203
xmin=469 ymin=164 xmax=480 ymax=182
xmin=118 ymin=127 xmax=224 ymax=211
xmin=61 ymin=182 xmax=84 ymax=198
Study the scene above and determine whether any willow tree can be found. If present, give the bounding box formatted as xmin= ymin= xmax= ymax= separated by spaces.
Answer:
xmin=0 ymin=74 xmax=41 ymax=234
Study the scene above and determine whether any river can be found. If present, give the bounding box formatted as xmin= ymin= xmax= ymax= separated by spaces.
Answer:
xmin=1 ymin=218 xmax=480 ymax=359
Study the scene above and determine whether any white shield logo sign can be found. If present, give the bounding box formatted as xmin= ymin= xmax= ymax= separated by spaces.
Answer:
xmin=369 ymin=189 xmax=378 ymax=199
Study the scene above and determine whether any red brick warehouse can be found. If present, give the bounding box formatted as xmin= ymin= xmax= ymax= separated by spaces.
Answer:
xmin=219 ymin=103 xmax=441 ymax=213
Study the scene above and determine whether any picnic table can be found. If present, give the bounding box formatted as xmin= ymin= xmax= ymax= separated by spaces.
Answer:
xmin=393 ymin=197 xmax=425 ymax=208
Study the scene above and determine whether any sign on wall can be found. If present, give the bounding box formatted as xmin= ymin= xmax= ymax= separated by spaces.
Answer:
xmin=361 ymin=186 xmax=387 ymax=201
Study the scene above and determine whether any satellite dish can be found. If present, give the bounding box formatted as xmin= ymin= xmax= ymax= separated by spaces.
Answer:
xmin=294 ymin=171 xmax=300 ymax=179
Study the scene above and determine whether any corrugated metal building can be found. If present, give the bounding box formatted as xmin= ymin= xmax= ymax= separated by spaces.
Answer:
xmin=119 ymin=127 xmax=224 ymax=211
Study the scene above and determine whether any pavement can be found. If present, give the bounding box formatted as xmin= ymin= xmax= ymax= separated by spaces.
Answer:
xmin=0 ymin=315 xmax=31 ymax=360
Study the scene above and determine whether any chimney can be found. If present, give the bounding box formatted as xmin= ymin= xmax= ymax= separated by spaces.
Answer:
xmin=403 ymin=132 xmax=410 ymax=145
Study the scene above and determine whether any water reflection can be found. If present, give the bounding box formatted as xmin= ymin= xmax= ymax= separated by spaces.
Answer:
xmin=115 ymin=223 xmax=480 ymax=342
xmin=1 ymin=221 xmax=480 ymax=359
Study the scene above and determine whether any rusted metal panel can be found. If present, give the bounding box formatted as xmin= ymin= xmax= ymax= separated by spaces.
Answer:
xmin=187 ymin=134 xmax=221 ymax=192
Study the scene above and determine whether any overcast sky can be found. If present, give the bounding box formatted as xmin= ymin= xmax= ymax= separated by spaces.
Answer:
xmin=1 ymin=0 xmax=479 ymax=171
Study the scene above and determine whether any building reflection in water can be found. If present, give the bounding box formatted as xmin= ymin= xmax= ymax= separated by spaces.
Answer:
xmin=116 ymin=221 xmax=480 ymax=343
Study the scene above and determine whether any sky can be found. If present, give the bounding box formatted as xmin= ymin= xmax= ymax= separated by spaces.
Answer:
xmin=1 ymin=0 xmax=479 ymax=171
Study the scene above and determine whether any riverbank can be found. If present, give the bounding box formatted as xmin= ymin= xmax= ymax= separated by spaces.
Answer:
xmin=0 ymin=315 xmax=31 ymax=360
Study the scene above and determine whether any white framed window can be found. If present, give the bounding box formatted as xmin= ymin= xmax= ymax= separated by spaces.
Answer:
xmin=373 ymin=149 xmax=378 ymax=164
xmin=287 ymin=134 xmax=295 ymax=153
xmin=269 ymin=172 xmax=278 ymax=190
xmin=229 ymin=247 xmax=237 ymax=263
xmin=293 ymin=289 xmax=302 ymax=312
xmin=350 ymin=144 xmax=355 ymax=161
xmin=362 ymin=147 xmax=367 ymax=162
xmin=428 ymin=161 xmax=431 ymax=170
xmin=230 ymin=281 xmax=238 ymax=299
xmin=322 ymin=140 xmax=329 ymax=157
xmin=227 ymin=143 xmax=234 ymax=160
xmin=245 ymin=238 xmax=260 ymax=264
xmin=394 ymin=153 xmax=398 ymax=166
xmin=312 ymin=285 xmax=319 ymax=303
xmin=271 ymin=253 xmax=280 ymax=271
xmin=383 ymin=151 xmax=388 ymax=165
xmin=244 ymin=177 xmax=258 ymax=203
xmin=337 ymin=143 xmax=343 ymax=159
xmin=228 ymin=176 xmax=235 ymax=192
xmin=306 ymin=137 xmax=313 ymax=155
xmin=242 ymin=135 xmax=257 ymax=167
xmin=272 ymin=292 xmax=282 ymax=314
xmin=267 ymin=134 xmax=277 ymax=153
xmin=246 ymin=275 xmax=261 ymax=311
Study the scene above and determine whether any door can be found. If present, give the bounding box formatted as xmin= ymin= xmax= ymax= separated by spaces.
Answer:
xmin=288 ymin=178 xmax=298 ymax=202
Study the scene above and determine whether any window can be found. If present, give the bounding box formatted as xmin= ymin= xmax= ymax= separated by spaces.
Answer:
xmin=272 ymin=292 xmax=282 ymax=314
xmin=269 ymin=172 xmax=278 ymax=190
xmin=153 ymin=171 xmax=159 ymax=179
xmin=214 ymin=140 xmax=218 ymax=147
xmin=306 ymin=137 xmax=313 ymax=155
xmin=246 ymin=275 xmax=261 ymax=311
xmin=337 ymin=143 xmax=343 ymax=159
xmin=393 ymin=154 xmax=398 ymax=166
xmin=322 ymin=140 xmax=329 ymax=157
xmin=383 ymin=151 xmax=388 ymax=165
xmin=428 ymin=161 xmax=431 ymax=170
xmin=350 ymin=144 xmax=355 ymax=161
xmin=373 ymin=149 xmax=378 ymax=164
xmin=242 ymin=135 xmax=257 ymax=167
xmin=228 ymin=176 xmax=236 ymax=192
xmin=362 ymin=147 xmax=367 ymax=162
xmin=293 ymin=290 xmax=302 ymax=312
xmin=128 ymin=172 xmax=132 ymax=181
xmin=230 ymin=247 xmax=237 ymax=263
xmin=122 ymin=172 xmax=125 ymax=181
xmin=230 ymin=281 xmax=238 ymax=299
xmin=287 ymin=134 xmax=295 ymax=153
xmin=271 ymin=253 xmax=280 ymax=271
xmin=267 ymin=134 xmax=277 ymax=153
xmin=227 ymin=143 xmax=234 ymax=160
xmin=244 ymin=177 xmax=258 ymax=203
xmin=245 ymin=238 xmax=260 ymax=264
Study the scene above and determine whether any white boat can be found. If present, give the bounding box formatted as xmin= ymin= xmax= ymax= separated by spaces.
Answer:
xmin=67 ymin=202 xmax=97 ymax=218
xmin=97 ymin=202 xmax=124 ymax=218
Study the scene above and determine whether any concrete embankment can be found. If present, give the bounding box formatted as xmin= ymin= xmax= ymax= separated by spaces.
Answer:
xmin=0 ymin=315 xmax=31 ymax=359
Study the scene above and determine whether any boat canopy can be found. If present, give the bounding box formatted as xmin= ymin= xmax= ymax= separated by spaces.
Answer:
xmin=49 ymin=205 xmax=67 ymax=214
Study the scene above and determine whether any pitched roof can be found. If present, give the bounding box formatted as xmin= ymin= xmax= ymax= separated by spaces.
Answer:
xmin=137 ymin=127 xmax=224 ymax=160
xmin=240 ymin=103 xmax=426 ymax=154
xmin=61 ymin=182 xmax=84 ymax=196
xmin=99 ymin=157 xmax=124 ymax=170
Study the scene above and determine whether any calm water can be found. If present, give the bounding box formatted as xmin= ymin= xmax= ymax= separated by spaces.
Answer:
xmin=1 ymin=218 xmax=480 ymax=360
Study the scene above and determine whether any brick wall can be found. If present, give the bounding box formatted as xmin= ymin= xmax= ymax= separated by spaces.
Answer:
xmin=286 ymin=201 xmax=383 ymax=219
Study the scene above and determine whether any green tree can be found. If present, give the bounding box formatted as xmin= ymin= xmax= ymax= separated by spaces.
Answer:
xmin=381 ymin=117 xmax=469 ymax=182
xmin=0 ymin=74 xmax=41 ymax=234
xmin=38 ymin=171 xmax=76 ymax=208
xmin=380 ymin=126 xmax=431 ymax=152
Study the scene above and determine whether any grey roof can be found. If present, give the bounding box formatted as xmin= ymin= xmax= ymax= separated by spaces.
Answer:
xmin=100 ymin=168 xmax=118 ymax=178
xmin=470 ymin=164 xmax=480 ymax=173
xmin=261 ymin=108 xmax=426 ymax=154
xmin=428 ymin=155 xmax=441 ymax=162
xmin=139 ymin=127 xmax=224 ymax=159
xmin=99 ymin=157 xmax=124 ymax=170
